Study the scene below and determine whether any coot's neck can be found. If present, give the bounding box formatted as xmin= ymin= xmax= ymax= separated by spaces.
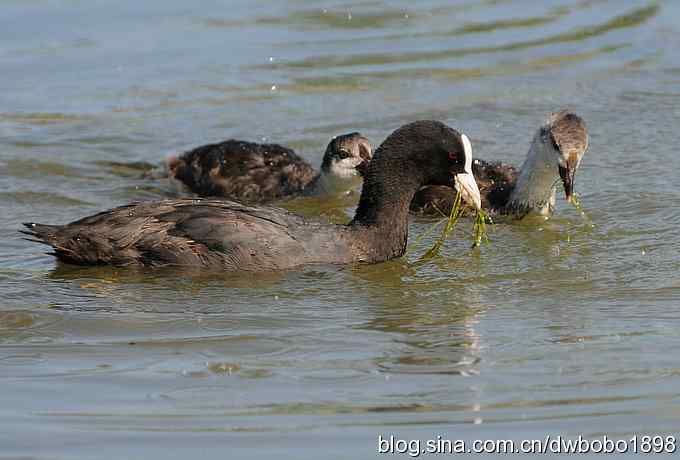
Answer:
xmin=348 ymin=157 xmax=424 ymax=263
xmin=505 ymin=136 xmax=558 ymax=217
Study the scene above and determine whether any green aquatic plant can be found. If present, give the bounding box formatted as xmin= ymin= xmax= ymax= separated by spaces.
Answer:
xmin=568 ymin=191 xmax=595 ymax=229
xmin=418 ymin=190 xmax=492 ymax=261
xmin=420 ymin=190 xmax=464 ymax=260
xmin=567 ymin=193 xmax=577 ymax=207
xmin=568 ymin=192 xmax=582 ymax=210
xmin=472 ymin=207 xmax=493 ymax=249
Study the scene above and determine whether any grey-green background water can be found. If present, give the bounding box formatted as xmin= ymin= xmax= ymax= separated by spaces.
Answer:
xmin=2 ymin=0 xmax=680 ymax=458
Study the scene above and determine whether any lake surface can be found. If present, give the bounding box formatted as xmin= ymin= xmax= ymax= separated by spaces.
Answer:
xmin=2 ymin=0 xmax=680 ymax=458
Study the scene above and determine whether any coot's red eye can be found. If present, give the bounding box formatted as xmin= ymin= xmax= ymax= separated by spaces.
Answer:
xmin=448 ymin=152 xmax=457 ymax=161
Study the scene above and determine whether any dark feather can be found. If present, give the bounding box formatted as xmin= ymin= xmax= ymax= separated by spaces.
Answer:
xmin=410 ymin=160 xmax=518 ymax=215
xmin=21 ymin=199 xmax=353 ymax=270
xmin=168 ymin=140 xmax=317 ymax=203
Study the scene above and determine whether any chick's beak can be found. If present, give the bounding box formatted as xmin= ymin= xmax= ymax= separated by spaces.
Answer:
xmin=454 ymin=172 xmax=482 ymax=211
xmin=355 ymin=159 xmax=369 ymax=177
xmin=559 ymin=163 xmax=576 ymax=203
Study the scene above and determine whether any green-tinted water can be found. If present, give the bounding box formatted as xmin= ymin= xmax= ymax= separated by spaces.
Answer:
xmin=2 ymin=1 xmax=680 ymax=458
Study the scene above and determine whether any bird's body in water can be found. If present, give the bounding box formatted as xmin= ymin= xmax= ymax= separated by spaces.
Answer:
xmin=410 ymin=111 xmax=589 ymax=218
xmin=164 ymin=133 xmax=372 ymax=203
xmin=22 ymin=121 xmax=481 ymax=271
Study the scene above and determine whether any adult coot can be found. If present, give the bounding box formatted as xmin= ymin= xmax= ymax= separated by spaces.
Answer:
xmin=22 ymin=121 xmax=481 ymax=271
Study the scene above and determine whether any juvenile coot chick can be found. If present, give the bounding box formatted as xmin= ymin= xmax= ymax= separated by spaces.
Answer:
xmin=166 ymin=133 xmax=372 ymax=203
xmin=410 ymin=111 xmax=589 ymax=218
xmin=22 ymin=121 xmax=481 ymax=271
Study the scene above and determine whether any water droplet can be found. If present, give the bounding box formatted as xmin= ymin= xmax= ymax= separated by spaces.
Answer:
xmin=347 ymin=12 xmax=352 ymax=20
xmin=271 ymin=84 xmax=277 ymax=91
xmin=268 ymin=56 xmax=274 ymax=62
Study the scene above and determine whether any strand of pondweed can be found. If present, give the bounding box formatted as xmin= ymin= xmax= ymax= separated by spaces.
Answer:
xmin=472 ymin=208 xmax=493 ymax=248
xmin=567 ymin=191 xmax=595 ymax=246
xmin=418 ymin=190 xmax=464 ymax=261
xmin=569 ymin=192 xmax=592 ymax=223
xmin=406 ymin=211 xmax=448 ymax=256
xmin=551 ymin=178 xmax=593 ymax=225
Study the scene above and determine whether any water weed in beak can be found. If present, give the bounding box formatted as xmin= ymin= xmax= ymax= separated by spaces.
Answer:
xmin=418 ymin=190 xmax=492 ymax=262
xmin=420 ymin=190 xmax=464 ymax=261
xmin=454 ymin=172 xmax=482 ymax=211
xmin=416 ymin=134 xmax=490 ymax=260
xmin=472 ymin=207 xmax=492 ymax=248
xmin=454 ymin=171 xmax=491 ymax=249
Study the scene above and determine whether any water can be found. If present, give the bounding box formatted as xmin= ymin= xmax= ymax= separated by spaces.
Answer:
xmin=2 ymin=0 xmax=680 ymax=458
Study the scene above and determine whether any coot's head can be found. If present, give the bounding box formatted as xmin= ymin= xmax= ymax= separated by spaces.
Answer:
xmin=535 ymin=110 xmax=589 ymax=202
xmin=321 ymin=132 xmax=373 ymax=179
xmin=368 ymin=120 xmax=481 ymax=209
